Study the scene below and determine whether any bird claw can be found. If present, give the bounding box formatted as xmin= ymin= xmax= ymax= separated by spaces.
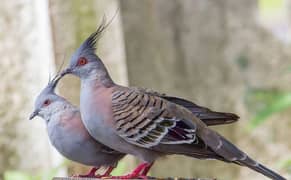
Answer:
xmin=72 ymin=166 xmax=116 ymax=178
xmin=106 ymin=163 xmax=153 ymax=179
xmin=71 ymin=174 xmax=100 ymax=178
xmin=72 ymin=173 xmax=108 ymax=178
xmin=71 ymin=163 xmax=152 ymax=179
xmin=71 ymin=174 xmax=97 ymax=178
xmin=105 ymin=174 xmax=148 ymax=179
xmin=71 ymin=167 xmax=99 ymax=178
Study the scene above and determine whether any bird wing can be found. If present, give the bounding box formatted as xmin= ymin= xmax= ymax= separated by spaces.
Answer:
xmin=161 ymin=96 xmax=239 ymax=126
xmin=111 ymin=88 xmax=197 ymax=148
xmin=133 ymin=87 xmax=239 ymax=126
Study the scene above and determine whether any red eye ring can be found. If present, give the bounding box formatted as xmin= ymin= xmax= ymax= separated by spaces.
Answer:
xmin=43 ymin=99 xmax=51 ymax=106
xmin=77 ymin=57 xmax=88 ymax=66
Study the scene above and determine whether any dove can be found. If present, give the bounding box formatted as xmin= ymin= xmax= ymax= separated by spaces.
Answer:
xmin=29 ymin=73 xmax=125 ymax=178
xmin=60 ymin=21 xmax=286 ymax=180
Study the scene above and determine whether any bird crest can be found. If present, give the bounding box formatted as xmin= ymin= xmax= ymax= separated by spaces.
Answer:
xmin=79 ymin=15 xmax=116 ymax=54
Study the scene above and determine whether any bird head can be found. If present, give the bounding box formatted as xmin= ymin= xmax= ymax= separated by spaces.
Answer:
xmin=29 ymin=74 xmax=67 ymax=121
xmin=61 ymin=18 xmax=113 ymax=86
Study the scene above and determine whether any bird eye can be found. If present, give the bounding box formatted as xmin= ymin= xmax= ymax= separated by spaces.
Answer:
xmin=77 ymin=57 xmax=88 ymax=66
xmin=43 ymin=99 xmax=51 ymax=106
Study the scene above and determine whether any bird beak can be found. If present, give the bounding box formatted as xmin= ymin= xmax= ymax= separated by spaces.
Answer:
xmin=29 ymin=110 xmax=39 ymax=120
xmin=60 ymin=68 xmax=72 ymax=77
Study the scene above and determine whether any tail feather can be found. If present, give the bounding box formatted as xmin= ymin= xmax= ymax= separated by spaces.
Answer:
xmin=199 ymin=128 xmax=286 ymax=180
xmin=236 ymin=157 xmax=286 ymax=180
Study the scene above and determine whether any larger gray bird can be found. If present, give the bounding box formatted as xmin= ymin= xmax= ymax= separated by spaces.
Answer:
xmin=61 ymin=21 xmax=286 ymax=180
xmin=29 ymin=74 xmax=125 ymax=178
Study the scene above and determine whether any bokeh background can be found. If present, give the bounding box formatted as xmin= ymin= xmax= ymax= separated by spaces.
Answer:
xmin=0 ymin=0 xmax=291 ymax=179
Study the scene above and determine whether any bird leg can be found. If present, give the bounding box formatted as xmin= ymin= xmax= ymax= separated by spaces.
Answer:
xmin=108 ymin=162 xmax=153 ymax=179
xmin=72 ymin=167 xmax=99 ymax=177
xmin=95 ymin=166 xmax=115 ymax=178
xmin=141 ymin=162 xmax=153 ymax=176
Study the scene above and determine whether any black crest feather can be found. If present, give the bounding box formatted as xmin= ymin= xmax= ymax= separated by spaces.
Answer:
xmin=47 ymin=53 xmax=66 ymax=90
xmin=48 ymin=73 xmax=62 ymax=91
xmin=83 ymin=12 xmax=117 ymax=51
xmin=47 ymin=62 xmax=65 ymax=92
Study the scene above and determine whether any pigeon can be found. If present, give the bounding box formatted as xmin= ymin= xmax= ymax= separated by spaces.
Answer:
xmin=29 ymin=73 xmax=125 ymax=178
xmin=60 ymin=21 xmax=286 ymax=180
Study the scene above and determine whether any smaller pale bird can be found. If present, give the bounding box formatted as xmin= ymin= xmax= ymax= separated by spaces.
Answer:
xmin=29 ymin=74 xmax=125 ymax=178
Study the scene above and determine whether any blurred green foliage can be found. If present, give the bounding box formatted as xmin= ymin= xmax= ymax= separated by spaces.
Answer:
xmin=3 ymin=160 xmax=127 ymax=180
xmin=4 ymin=171 xmax=33 ymax=180
xmin=245 ymin=89 xmax=291 ymax=129
xmin=236 ymin=54 xmax=249 ymax=70
xmin=258 ymin=0 xmax=284 ymax=17
xmin=4 ymin=161 xmax=68 ymax=180
xmin=278 ymin=158 xmax=291 ymax=175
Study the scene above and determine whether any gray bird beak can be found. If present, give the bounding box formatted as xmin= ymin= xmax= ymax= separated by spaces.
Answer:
xmin=29 ymin=110 xmax=39 ymax=120
xmin=60 ymin=68 xmax=72 ymax=77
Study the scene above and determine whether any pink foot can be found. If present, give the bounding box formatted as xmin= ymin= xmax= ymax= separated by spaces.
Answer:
xmin=109 ymin=162 xmax=153 ymax=179
xmin=95 ymin=166 xmax=115 ymax=178
xmin=141 ymin=162 xmax=153 ymax=176
xmin=72 ymin=167 xmax=99 ymax=178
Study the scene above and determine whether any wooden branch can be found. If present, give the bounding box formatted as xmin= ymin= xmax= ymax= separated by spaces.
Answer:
xmin=53 ymin=177 xmax=216 ymax=180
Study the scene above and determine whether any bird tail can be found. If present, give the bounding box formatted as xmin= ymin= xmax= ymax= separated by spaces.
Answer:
xmin=236 ymin=159 xmax=286 ymax=180
xmin=199 ymin=128 xmax=286 ymax=180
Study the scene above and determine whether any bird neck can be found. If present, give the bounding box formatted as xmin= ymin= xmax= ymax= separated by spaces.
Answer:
xmin=98 ymin=72 xmax=114 ymax=88
xmin=83 ymin=57 xmax=116 ymax=87
xmin=82 ymin=70 xmax=115 ymax=89
xmin=81 ymin=79 xmax=113 ymax=93
xmin=46 ymin=103 xmax=76 ymax=124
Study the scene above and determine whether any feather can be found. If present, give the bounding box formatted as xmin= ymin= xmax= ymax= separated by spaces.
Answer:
xmin=160 ymin=96 xmax=239 ymax=125
xmin=133 ymin=87 xmax=239 ymax=126
xmin=81 ymin=13 xmax=118 ymax=52
xmin=112 ymin=88 xmax=196 ymax=148
xmin=199 ymin=128 xmax=286 ymax=180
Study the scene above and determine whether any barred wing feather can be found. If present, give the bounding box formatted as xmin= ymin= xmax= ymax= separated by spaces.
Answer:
xmin=112 ymin=89 xmax=196 ymax=148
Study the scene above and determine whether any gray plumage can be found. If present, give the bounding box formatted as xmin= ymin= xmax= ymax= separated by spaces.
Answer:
xmin=29 ymin=74 xmax=125 ymax=169
xmin=61 ymin=20 xmax=286 ymax=180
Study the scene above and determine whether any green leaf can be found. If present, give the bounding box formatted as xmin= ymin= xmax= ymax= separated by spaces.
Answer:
xmin=4 ymin=171 xmax=34 ymax=180
xmin=248 ymin=93 xmax=291 ymax=129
